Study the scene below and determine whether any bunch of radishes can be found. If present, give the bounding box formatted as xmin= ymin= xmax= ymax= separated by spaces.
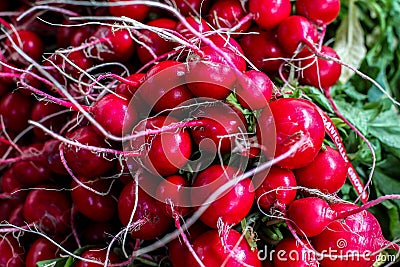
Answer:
xmin=0 ymin=0 xmax=399 ymax=266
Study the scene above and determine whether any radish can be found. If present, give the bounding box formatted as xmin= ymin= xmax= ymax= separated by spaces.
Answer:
xmin=71 ymin=176 xmax=118 ymax=222
xmin=249 ymin=0 xmax=292 ymax=30
xmin=176 ymin=16 xmax=210 ymax=39
xmin=207 ymin=0 xmax=252 ymax=33
xmin=0 ymin=91 xmax=34 ymax=133
xmin=295 ymin=146 xmax=347 ymax=194
xmin=108 ymin=0 xmax=150 ymax=22
xmin=156 ymin=174 xmax=191 ymax=216
xmin=277 ymin=15 xmax=319 ymax=55
xmin=115 ymin=73 xmax=145 ymax=98
xmin=255 ymin=166 xmax=297 ymax=211
xmin=273 ymin=238 xmax=318 ymax=267
xmin=312 ymin=202 xmax=397 ymax=267
xmin=174 ymin=0 xmax=211 ymax=16
xmin=30 ymin=101 xmax=65 ymax=141
xmin=287 ymin=197 xmax=335 ymax=237
xmin=75 ymin=248 xmax=120 ymax=267
xmin=118 ymin=180 xmax=173 ymax=240
xmin=257 ymin=98 xmax=325 ymax=169
xmin=25 ymin=237 xmax=61 ymax=267
xmin=191 ymin=164 xmax=255 ymax=228
xmin=5 ymin=29 xmax=44 ymax=66
xmin=295 ymin=0 xmax=340 ymax=26
xmin=186 ymin=228 xmax=262 ymax=267
xmin=64 ymin=50 xmax=94 ymax=78
xmin=236 ymin=70 xmax=273 ymax=110
xmin=129 ymin=116 xmax=192 ymax=176
xmin=0 ymin=235 xmax=25 ymax=267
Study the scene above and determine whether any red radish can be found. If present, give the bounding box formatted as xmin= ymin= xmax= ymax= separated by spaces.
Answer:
xmin=236 ymin=70 xmax=273 ymax=110
xmin=12 ymin=159 xmax=51 ymax=187
xmin=207 ymin=0 xmax=251 ymax=32
xmin=298 ymin=45 xmax=342 ymax=90
xmin=108 ymin=0 xmax=150 ymax=22
xmin=80 ymin=220 xmax=119 ymax=245
xmin=312 ymin=203 xmax=395 ymax=267
xmin=0 ymin=198 xmax=19 ymax=222
xmin=273 ymin=238 xmax=318 ymax=267
xmin=115 ymin=73 xmax=145 ymax=97
xmin=257 ymin=98 xmax=325 ymax=169
xmin=30 ymin=101 xmax=65 ymax=141
xmin=75 ymin=248 xmax=120 ymax=267
xmin=91 ymin=26 xmax=136 ymax=63
xmin=70 ymin=25 xmax=96 ymax=47
xmin=8 ymin=204 xmax=25 ymax=226
xmin=92 ymin=93 xmax=135 ymax=136
xmin=137 ymin=18 xmax=178 ymax=64
xmin=295 ymin=146 xmax=347 ymax=194
xmin=156 ymin=174 xmax=191 ymax=216
xmin=175 ymin=16 xmax=210 ymax=39
xmin=0 ymin=61 xmax=18 ymax=86
xmin=173 ymin=0 xmax=211 ymax=16
xmin=277 ymin=15 xmax=319 ymax=55
xmin=295 ymin=0 xmax=340 ymax=26
xmin=255 ymin=166 xmax=297 ymax=211
xmin=43 ymin=139 xmax=68 ymax=175
xmin=64 ymin=126 xmax=116 ymax=178
xmin=287 ymin=197 xmax=334 ymax=237
xmin=249 ymin=0 xmax=291 ymax=30
xmin=190 ymin=102 xmax=247 ymax=154
xmin=1 ymin=168 xmax=26 ymax=202
xmin=23 ymin=185 xmax=71 ymax=235
xmin=0 ymin=235 xmax=25 ymax=267
xmin=25 ymin=237 xmax=60 ymax=267
xmin=5 ymin=30 xmax=44 ymax=66
xmin=64 ymin=50 xmax=94 ymax=78
xmin=130 ymin=116 xmax=192 ymax=176
xmin=140 ymin=60 xmax=193 ymax=113
xmin=240 ymin=27 xmax=286 ymax=73
xmin=118 ymin=180 xmax=173 ymax=240
xmin=71 ymin=177 xmax=117 ymax=222
xmin=186 ymin=229 xmax=262 ymax=267
xmin=0 ymin=91 xmax=34 ymax=133
xmin=191 ymin=164 xmax=255 ymax=228
xmin=186 ymin=40 xmax=246 ymax=100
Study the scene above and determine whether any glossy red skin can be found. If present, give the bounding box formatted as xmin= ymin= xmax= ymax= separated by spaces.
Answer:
xmin=173 ymin=0 xmax=211 ymax=16
xmin=255 ymin=166 xmax=297 ymax=211
xmin=31 ymin=101 xmax=65 ymax=141
xmin=131 ymin=116 xmax=192 ymax=176
xmin=156 ymin=175 xmax=191 ymax=216
xmin=0 ymin=91 xmax=34 ymax=133
xmin=277 ymin=15 xmax=319 ymax=55
xmin=295 ymin=0 xmax=340 ymax=25
xmin=299 ymin=46 xmax=342 ymax=90
xmin=190 ymin=103 xmax=247 ymax=154
xmin=6 ymin=30 xmax=44 ymax=66
xmin=92 ymin=93 xmax=134 ymax=136
xmin=26 ymin=237 xmax=59 ymax=267
xmin=137 ymin=18 xmax=178 ymax=64
xmin=0 ymin=235 xmax=25 ymax=267
xmin=115 ymin=73 xmax=145 ymax=98
xmin=257 ymin=98 xmax=325 ymax=169
xmin=168 ymin=221 xmax=209 ymax=267
xmin=8 ymin=204 xmax=24 ymax=226
xmin=273 ymin=238 xmax=318 ymax=267
xmin=187 ymin=229 xmax=262 ymax=267
xmin=23 ymin=185 xmax=71 ymax=234
xmin=191 ymin=165 xmax=255 ymax=228
xmin=12 ymin=160 xmax=51 ymax=187
xmin=64 ymin=126 xmax=116 ymax=177
xmin=175 ymin=16 xmax=210 ymax=39
xmin=71 ymin=177 xmax=117 ymax=222
xmin=70 ymin=25 xmax=95 ymax=47
xmin=207 ymin=0 xmax=251 ymax=32
xmin=236 ymin=70 xmax=273 ymax=110
xmin=186 ymin=45 xmax=246 ymax=100
xmin=92 ymin=26 xmax=136 ymax=62
xmin=75 ymin=248 xmax=120 ymax=267
xmin=0 ymin=61 xmax=18 ymax=86
xmin=1 ymin=167 xmax=26 ymax=201
xmin=64 ymin=50 xmax=94 ymax=78
xmin=108 ymin=0 xmax=150 ymax=22
xmin=249 ymin=0 xmax=291 ymax=30
xmin=295 ymin=146 xmax=347 ymax=193
xmin=240 ymin=28 xmax=286 ymax=73
xmin=43 ymin=139 xmax=68 ymax=175
xmin=118 ymin=181 xmax=173 ymax=240
xmin=288 ymin=197 xmax=334 ymax=237
xmin=312 ymin=203 xmax=388 ymax=267
xmin=0 ymin=199 xmax=19 ymax=222
xmin=141 ymin=61 xmax=193 ymax=113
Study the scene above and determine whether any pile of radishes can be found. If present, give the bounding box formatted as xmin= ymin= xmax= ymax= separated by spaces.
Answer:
xmin=0 ymin=0 xmax=399 ymax=266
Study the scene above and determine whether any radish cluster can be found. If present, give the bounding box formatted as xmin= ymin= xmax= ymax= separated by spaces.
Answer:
xmin=0 ymin=0 xmax=398 ymax=267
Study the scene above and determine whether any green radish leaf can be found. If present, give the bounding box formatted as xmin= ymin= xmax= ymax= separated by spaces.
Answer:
xmin=334 ymin=0 xmax=367 ymax=83
xmin=300 ymin=85 xmax=334 ymax=113
xmin=36 ymin=258 xmax=67 ymax=267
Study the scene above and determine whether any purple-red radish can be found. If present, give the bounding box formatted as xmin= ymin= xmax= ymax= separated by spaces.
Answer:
xmin=0 ymin=235 xmax=25 ymax=267
xmin=175 ymin=16 xmax=210 ymax=39
xmin=156 ymin=174 xmax=191 ymax=216
xmin=249 ymin=0 xmax=291 ymax=30
xmin=75 ymin=248 xmax=120 ymax=267
xmin=295 ymin=0 xmax=340 ymax=26
xmin=0 ymin=91 xmax=34 ymax=133
xmin=26 ymin=237 xmax=61 ymax=267
xmin=173 ymin=0 xmax=211 ymax=16
xmin=108 ymin=0 xmax=150 ymax=22
xmin=255 ymin=166 xmax=297 ymax=211
xmin=5 ymin=29 xmax=44 ymax=66
xmin=295 ymin=146 xmax=347 ymax=194
xmin=30 ymin=101 xmax=65 ymax=141
xmin=273 ymin=238 xmax=318 ymax=267
xmin=115 ymin=73 xmax=145 ymax=98
xmin=207 ymin=0 xmax=251 ymax=33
